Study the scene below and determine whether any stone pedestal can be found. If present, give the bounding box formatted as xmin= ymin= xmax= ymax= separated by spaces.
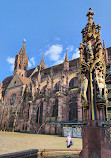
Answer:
xmin=79 ymin=121 xmax=111 ymax=158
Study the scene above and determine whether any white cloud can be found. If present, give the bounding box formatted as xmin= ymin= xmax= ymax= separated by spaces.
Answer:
xmin=7 ymin=57 xmax=15 ymax=71
xmin=7 ymin=57 xmax=15 ymax=64
xmin=45 ymin=45 xmax=63 ymax=61
xmin=72 ymin=48 xmax=80 ymax=59
xmin=10 ymin=64 xmax=14 ymax=71
xmin=66 ymin=45 xmax=74 ymax=53
xmin=28 ymin=61 xmax=32 ymax=68
xmin=30 ymin=57 xmax=35 ymax=66
xmin=28 ymin=57 xmax=35 ymax=68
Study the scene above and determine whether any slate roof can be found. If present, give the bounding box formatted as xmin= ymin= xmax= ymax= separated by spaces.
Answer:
xmin=2 ymin=76 xmax=13 ymax=88
xmin=27 ymin=68 xmax=35 ymax=77
xmin=2 ymin=68 xmax=35 ymax=88
xmin=107 ymin=47 xmax=111 ymax=57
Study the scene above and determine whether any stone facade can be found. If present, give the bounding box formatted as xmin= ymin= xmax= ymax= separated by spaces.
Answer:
xmin=0 ymin=11 xmax=111 ymax=134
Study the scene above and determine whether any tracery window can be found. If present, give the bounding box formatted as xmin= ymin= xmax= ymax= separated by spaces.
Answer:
xmin=23 ymin=90 xmax=26 ymax=102
xmin=69 ymin=78 xmax=74 ymax=89
xmin=52 ymin=99 xmax=58 ymax=117
xmin=54 ymin=81 xmax=60 ymax=91
xmin=28 ymin=110 xmax=29 ymax=119
xmin=39 ymin=102 xmax=43 ymax=123
xmin=36 ymin=101 xmax=43 ymax=123
xmin=8 ymin=115 xmax=15 ymax=128
xmin=36 ymin=108 xmax=39 ymax=123
xmin=69 ymin=96 xmax=78 ymax=121
xmin=10 ymin=94 xmax=16 ymax=106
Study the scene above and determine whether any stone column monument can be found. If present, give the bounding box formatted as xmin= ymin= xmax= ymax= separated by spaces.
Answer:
xmin=79 ymin=8 xmax=111 ymax=158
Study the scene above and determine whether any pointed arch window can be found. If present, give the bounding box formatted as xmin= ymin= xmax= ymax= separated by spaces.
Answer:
xmin=8 ymin=115 xmax=15 ymax=128
xmin=55 ymin=81 xmax=60 ymax=91
xmin=69 ymin=78 xmax=74 ymax=89
xmin=39 ymin=102 xmax=43 ymax=123
xmin=52 ymin=99 xmax=58 ymax=117
xmin=36 ymin=101 xmax=43 ymax=123
xmin=69 ymin=96 xmax=78 ymax=121
xmin=36 ymin=108 xmax=39 ymax=123
xmin=10 ymin=94 xmax=16 ymax=106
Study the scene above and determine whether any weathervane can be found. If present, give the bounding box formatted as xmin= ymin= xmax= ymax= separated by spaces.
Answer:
xmin=23 ymin=39 xmax=26 ymax=45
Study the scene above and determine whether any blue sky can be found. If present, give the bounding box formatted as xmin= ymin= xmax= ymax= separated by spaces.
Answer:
xmin=0 ymin=0 xmax=111 ymax=83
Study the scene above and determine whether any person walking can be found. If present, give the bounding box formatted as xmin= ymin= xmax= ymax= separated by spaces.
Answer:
xmin=66 ymin=134 xmax=73 ymax=148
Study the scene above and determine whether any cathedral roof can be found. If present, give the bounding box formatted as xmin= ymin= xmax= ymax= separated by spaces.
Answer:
xmin=107 ymin=47 xmax=111 ymax=56
xmin=1 ymin=47 xmax=111 ymax=89
xmin=2 ymin=68 xmax=34 ymax=88
xmin=2 ymin=76 xmax=13 ymax=87
xmin=27 ymin=68 xmax=35 ymax=77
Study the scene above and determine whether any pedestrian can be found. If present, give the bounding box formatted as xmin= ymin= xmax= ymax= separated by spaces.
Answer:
xmin=66 ymin=133 xmax=73 ymax=148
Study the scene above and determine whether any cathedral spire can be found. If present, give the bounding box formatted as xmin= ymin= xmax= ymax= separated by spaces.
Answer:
xmin=81 ymin=8 xmax=101 ymax=43
xmin=14 ymin=40 xmax=28 ymax=76
xmin=64 ymin=51 xmax=68 ymax=62
xmin=39 ymin=54 xmax=47 ymax=69
xmin=19 ymin=39 xmax=26 ymax=56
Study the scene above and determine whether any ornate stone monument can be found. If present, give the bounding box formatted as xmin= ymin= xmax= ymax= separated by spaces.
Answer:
xmin=79 ymin=8 xmax=111 ymax=158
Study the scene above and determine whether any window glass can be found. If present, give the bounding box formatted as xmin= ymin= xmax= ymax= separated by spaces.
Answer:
xmin=10 ymin=94 xmax=16 ymax=105
xmin=55 ymin=81 xmax=60 ymax=91
xmin=52 ymin=99 xmax=58 ymax=117
xmin=69 ymin=78 xmax=74 ymax=88
xmin=69 ymin=97 xmax=78 ymax=121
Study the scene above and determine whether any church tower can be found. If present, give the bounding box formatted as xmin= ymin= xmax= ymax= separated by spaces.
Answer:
xmin=14 ymin=39 xmax=28 ymax=77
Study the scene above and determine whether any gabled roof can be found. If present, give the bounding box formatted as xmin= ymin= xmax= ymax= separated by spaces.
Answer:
xmin=29 ymin=66 xmax=38 ymax=78
xmin=2 ymin=76 xmax=13 ymax=88
xmin=27 ymin=68 xmax=35 ymax=77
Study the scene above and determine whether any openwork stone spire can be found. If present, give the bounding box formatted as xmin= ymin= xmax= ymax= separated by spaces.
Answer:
xmin=14 ymin=40 xmax=28 ymax=76
xmin=86 ymin=7 xmax=94 ymax=24
xmin=81 ymin=8 xmax=101 ymax=43
xmin=79 ymin=8 xmax=108 ymax=121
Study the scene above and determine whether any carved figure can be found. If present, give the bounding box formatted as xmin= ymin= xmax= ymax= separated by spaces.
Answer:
xmin=81 ymin=76 xmax=88 ymax=102
xmin=95 ymin=69 xmax=106 ymax=99
xmin=86 ymin=41 xmax=94 ymax=62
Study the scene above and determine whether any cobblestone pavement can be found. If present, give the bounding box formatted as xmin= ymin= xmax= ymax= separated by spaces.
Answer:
xmin=0 ymin=132 xmax=82 ymax=155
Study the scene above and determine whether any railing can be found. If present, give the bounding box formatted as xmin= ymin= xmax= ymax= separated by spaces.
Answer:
xmin=46 ymin=122 xmax=87 ymax=125
xmin=37 ymin=121 xmax=88 ymax=135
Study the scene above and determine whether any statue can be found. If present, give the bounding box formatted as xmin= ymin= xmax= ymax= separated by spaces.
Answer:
xmin=81 ymin=76 xmax=88 ymax=102
xmin=86 ymin=41 xmax=94 ymax=63
xmin=95 ymin=69 xmax=107 ymax=99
